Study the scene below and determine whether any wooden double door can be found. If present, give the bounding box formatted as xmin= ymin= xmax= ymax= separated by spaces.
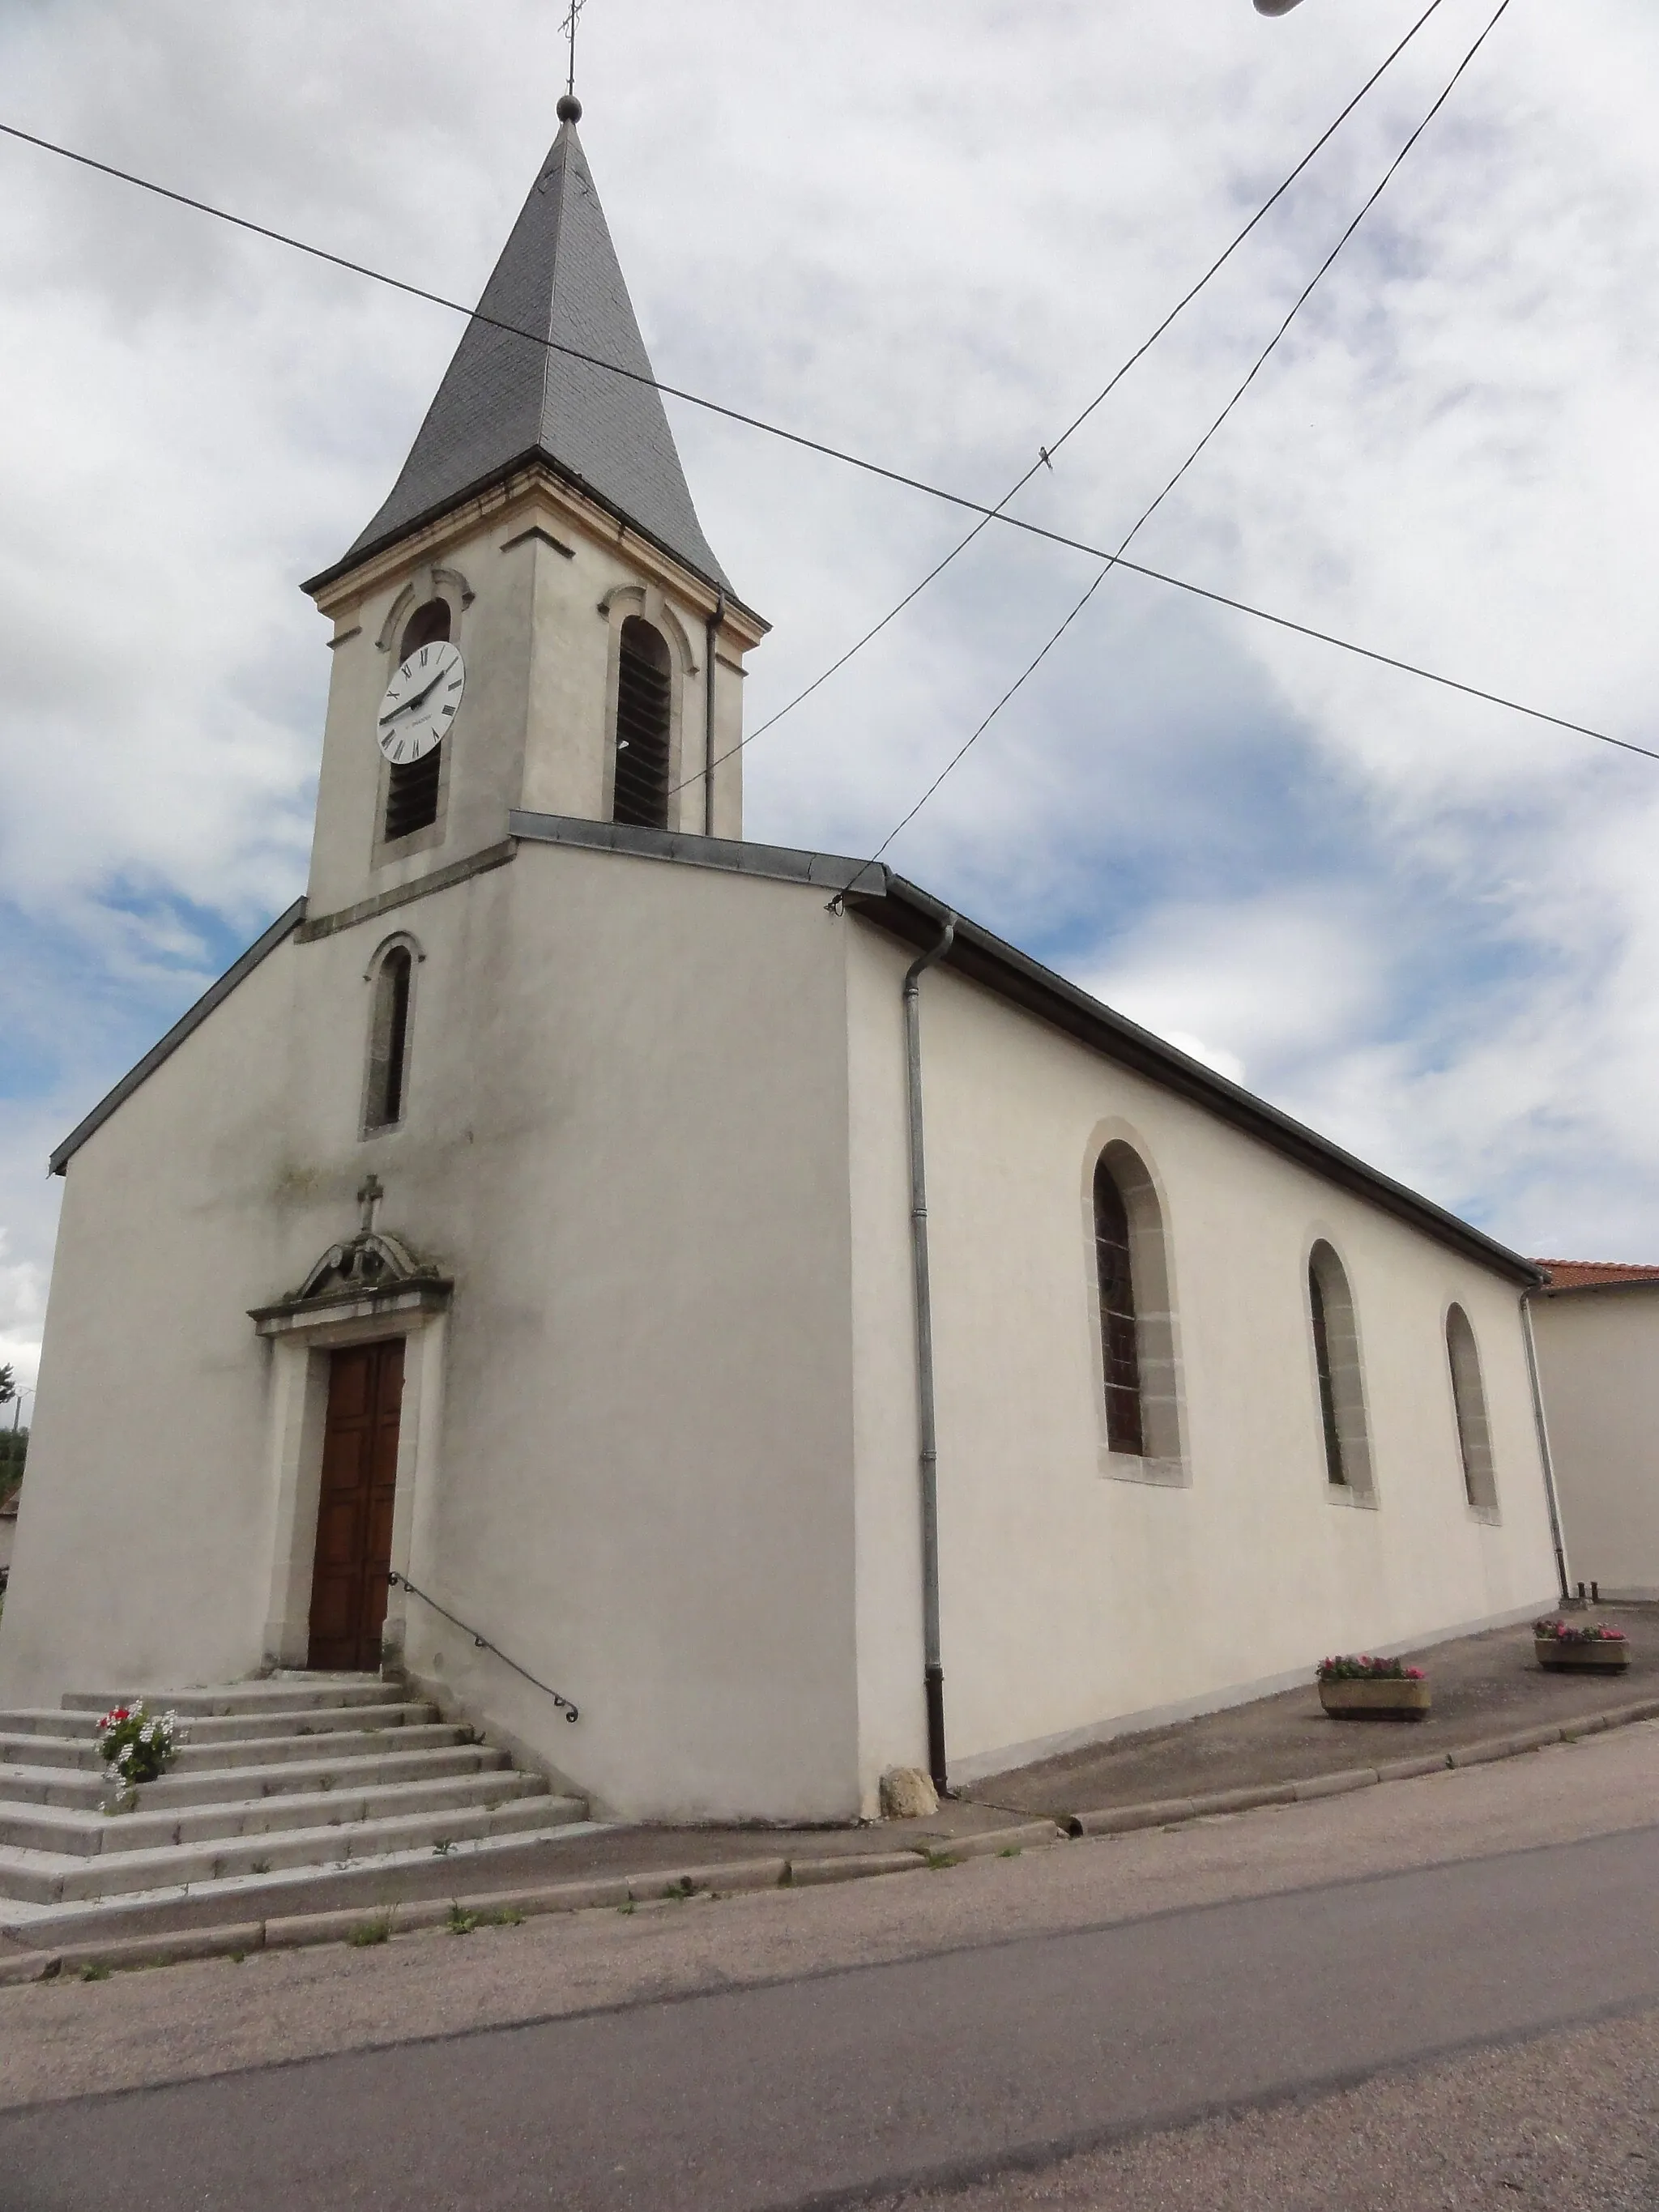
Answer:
xmin=307 ymin=1339 xmax=405 ymax=1673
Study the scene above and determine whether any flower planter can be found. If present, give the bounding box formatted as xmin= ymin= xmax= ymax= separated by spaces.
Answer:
xmin=1535 ymin=1637 xmax=1630 ymax=1672
xmin=1319 ymin=1677 xmax=1431 ymax=1720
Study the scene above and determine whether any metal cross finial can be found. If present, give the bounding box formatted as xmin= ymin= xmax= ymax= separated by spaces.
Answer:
xmin=356 ymin=1175 xmax=385 ymax=1235
xmin=561 ymin=0 xmax=588 ymax=101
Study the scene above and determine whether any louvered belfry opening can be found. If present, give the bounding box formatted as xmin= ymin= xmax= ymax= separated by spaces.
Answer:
xmin=383 ymin=600 xmax=451 ymax=843
xmin=612 ymin=617 xmax=672 ymax=829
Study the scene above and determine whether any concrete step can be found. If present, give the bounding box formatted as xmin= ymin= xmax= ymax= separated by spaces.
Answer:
xmin=59 ymin=1678 xmax=411 ymax=1720
xmin=0 ymin=1744 xmax=512 ymax=1814
xmin=169 ymin=1720 xmax=471 ymax=1770
xmin=0 ymin=1722 xmax=476 ymax=1778
xmin=0 ymin=1701 xmax=441 ymax=1747
xmin=0 ymin=1734 xmax=96 ymax=1771
xmin=0 ymin=1792 xmax=586 ymax=1906
xmin=0 ymin=1682 xmax=590 ymax=1922
xmin=0 ymin=1767 xmax=548 ymax=1859
xmin=0 ymin=1820 xmax=612 ymax=1947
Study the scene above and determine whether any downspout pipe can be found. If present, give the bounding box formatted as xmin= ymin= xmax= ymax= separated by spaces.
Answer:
xmin=904 ymin=911 xmax=957 ymax=1794
xmin=1520 ymin=1289 xmax=1572 ymax=1606
xmin=703 ymin=589 xmax=726 ymax=837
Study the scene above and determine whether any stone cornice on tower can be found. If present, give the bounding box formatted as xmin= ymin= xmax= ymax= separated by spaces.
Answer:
xmin=305 ymin=458 xmax=767 ymax=650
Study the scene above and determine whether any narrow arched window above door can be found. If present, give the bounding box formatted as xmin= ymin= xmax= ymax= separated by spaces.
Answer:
xmin=612 ymin=616 xmax=672 ymax=829
xmin=363 ymin=941 xmax=416 ymax=1134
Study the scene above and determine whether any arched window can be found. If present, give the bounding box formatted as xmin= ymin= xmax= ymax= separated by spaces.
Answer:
xmin=1094 ymin=1156 xmax=1142 ymax=1455
xmin=1446 ymin=1303 xmax=1499 ymax=1513
xmin=1307 ymin=1242 xmax=1374 ymax=1498
xmin=612 ymin=617 xmax=672 ymax=829
xmin=1092 ymin=1141 xmax=1183 ymax=1473
xmin=401 ymin=599 xmax=451 ymax=656
xmin=383 ymin=599 xmax=451 ymax=843
xmin=364 ymin=945 xmax=415 ymax=1132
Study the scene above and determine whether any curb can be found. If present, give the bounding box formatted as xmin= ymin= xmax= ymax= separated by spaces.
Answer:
xmin=1064 ymin=1694 xmax=1659 ymax=1839
xmin=0 ymin=1823 xmax=1057 ymax=1984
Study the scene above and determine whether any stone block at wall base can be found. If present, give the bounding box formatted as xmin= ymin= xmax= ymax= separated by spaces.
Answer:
xmin=880 ymin=1767 xmax=939 ymax=1819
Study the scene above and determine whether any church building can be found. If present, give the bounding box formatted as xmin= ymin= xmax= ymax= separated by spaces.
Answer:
xmin=0 ymin=107 xmax=1565 ymax=1824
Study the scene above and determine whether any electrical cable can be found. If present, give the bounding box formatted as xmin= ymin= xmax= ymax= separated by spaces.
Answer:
xmin=0 ymin=97 xmax=1646 ymax=778
xmin=667 ymin=0 xmax=1452 ymax=795
xmin=844 ymin=0 xmax=1521 ymax=886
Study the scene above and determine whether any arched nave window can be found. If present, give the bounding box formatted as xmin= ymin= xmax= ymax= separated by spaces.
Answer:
xmin=1094 ymin=1154 xmax=1142 ymax=1454
xmin=384 ymin=599 xmax=451 ymax=842
xmin=1446 ymin=1303 xmax=1499 ymax=1514
xmin=363 ymin=942 xmax=416 ymax=1134
xmin=612 ymin=616 xmax=672 ymax=829
xmin=1307 ymin=1242 xmax=1375 ymax=1498
xmin=1092 ymin=1142 xmax=1183 ymax=1471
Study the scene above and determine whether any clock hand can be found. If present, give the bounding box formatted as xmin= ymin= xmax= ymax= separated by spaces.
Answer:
xmin=379 ymin=658 xmax=454 ymax=725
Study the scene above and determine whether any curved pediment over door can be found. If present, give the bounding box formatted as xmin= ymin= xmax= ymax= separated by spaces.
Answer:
xmin=249 ymin=1179 xmax=451 ymax=1340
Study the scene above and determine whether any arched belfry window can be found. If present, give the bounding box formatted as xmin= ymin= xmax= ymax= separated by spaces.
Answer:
xmin=612 ymin=617 xmax=672 ymax=830
xmin=1446 ymin=1304 xmax=1499 ymax=1514
xmin=383 ymin=599 xmax=450 ymax=843
xmin=364 ymin=943 xmax=416 ymax=1133
xmin=1307 ymin=1242 xmax=1375 ymax=1498
xmin=1091 ymin=1141 xmax=1183 ymax=1477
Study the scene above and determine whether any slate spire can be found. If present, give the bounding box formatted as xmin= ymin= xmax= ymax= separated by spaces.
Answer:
xmin=340 ymin=111 xmax=731 ymax=590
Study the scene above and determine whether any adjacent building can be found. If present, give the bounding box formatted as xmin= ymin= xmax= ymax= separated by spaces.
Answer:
xmin=1529 ymin=1261 xmax=1659 ymax=1603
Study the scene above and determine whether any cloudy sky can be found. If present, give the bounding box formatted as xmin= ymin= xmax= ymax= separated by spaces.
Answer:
xmin=3 ymin=0 xmax=1658 ymax=1396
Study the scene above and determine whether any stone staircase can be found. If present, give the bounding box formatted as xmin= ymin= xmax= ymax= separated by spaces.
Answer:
xmin=0 ymin=1676 xmax=591 ymax=1939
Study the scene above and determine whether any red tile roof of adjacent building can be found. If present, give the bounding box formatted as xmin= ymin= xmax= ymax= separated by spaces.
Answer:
xmin=1533 ymin=1258 xmax=1659 ymax=1290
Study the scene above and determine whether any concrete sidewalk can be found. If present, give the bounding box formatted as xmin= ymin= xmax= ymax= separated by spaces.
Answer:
xmin=968 ymin=1606 xmax=1658 ymax=1821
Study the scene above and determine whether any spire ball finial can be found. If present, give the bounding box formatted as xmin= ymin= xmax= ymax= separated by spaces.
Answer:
xmin=557 ymin=92 xmax=582 ymax=123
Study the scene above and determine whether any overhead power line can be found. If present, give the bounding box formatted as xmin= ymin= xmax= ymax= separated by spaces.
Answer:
xmin=847 ymin=0 xmax=1520 ymax=879
xmin=672 ymin=0 xmax=1452 ymax=796
xmin=0 ymin=99 xmax=1648 ymax=779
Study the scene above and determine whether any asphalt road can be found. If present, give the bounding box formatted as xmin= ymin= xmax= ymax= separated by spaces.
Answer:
xmin=1 ymin=1822 xmax=1655 ymax=2211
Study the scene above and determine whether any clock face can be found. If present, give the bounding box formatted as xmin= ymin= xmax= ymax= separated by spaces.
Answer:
xmin=377 ymin=641 xmax=466 ymax=765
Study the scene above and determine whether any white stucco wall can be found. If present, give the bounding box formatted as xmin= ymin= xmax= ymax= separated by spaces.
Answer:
xmin=1530 ymin=1288 xmax=1659 ymax=1599
xmin=2 ymin=845 xmax=864 ymax=1821
xmin=842 ymin=926 xmax=1561 ymax=1785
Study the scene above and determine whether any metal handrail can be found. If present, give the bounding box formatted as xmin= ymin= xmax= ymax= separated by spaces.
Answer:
xmin=386 ymin=1571 xmax=579 ymax=1722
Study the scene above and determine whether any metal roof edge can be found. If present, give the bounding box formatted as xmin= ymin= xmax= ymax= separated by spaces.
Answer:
xmin=848 ymin=876 xmax=1542 ymax=1290
xmin=509 ymin=811 xmax=888 ymax=893
xmin=49 ymin=900 xmax=308 ymax=1178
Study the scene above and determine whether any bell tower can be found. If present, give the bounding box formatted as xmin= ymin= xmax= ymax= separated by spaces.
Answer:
xmin=299 ymin=96 xmax=768 ymax=924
